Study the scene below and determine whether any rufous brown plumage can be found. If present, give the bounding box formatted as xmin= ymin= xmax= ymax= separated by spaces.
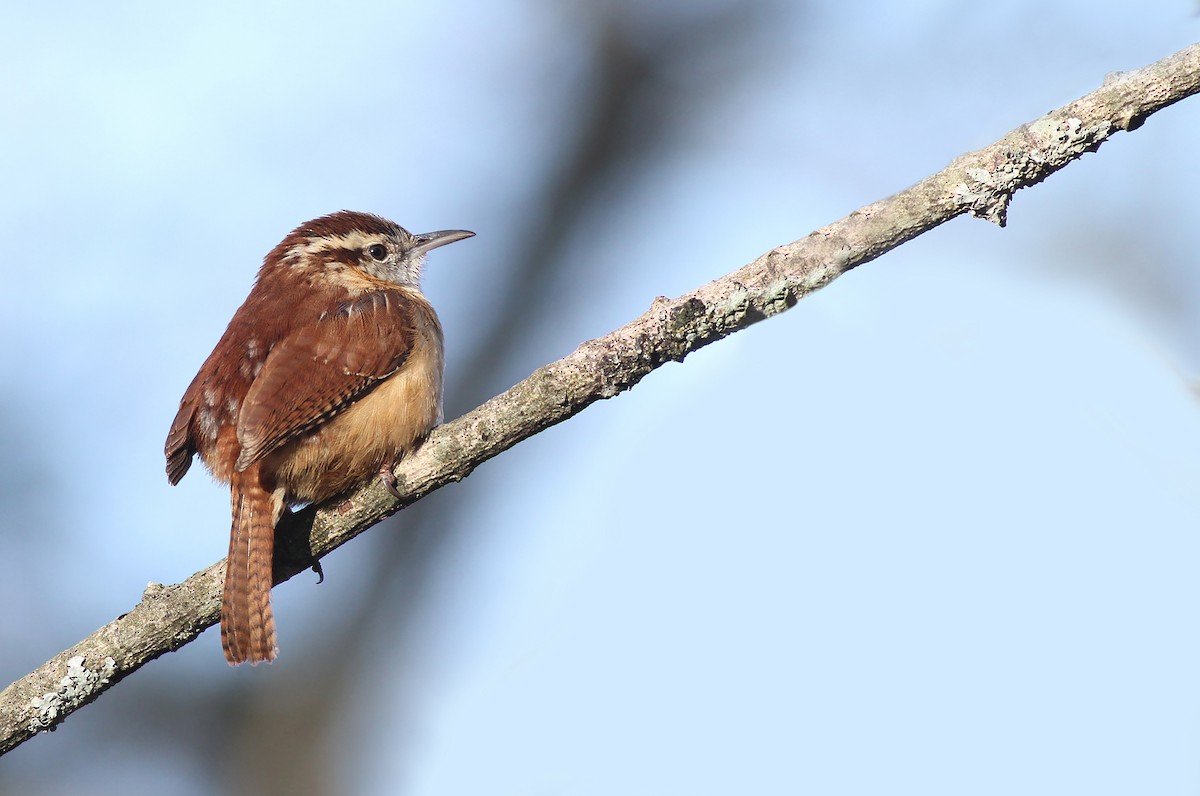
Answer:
xmin=165 ymin=211 xmax=472 ymax=665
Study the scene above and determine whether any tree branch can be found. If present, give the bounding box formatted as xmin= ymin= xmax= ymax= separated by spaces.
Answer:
xmin=3 ymin=41 xmax=1197 ymax=757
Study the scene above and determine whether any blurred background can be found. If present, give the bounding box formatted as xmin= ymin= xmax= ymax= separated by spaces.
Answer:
xmin=2 ymin=2 xmax=1199 ymax=794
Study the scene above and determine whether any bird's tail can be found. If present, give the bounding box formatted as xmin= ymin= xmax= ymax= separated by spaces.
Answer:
xmin=221 ymin=469 xmax=280 ymax=665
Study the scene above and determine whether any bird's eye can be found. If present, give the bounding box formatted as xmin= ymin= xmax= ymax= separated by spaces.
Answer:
xmin=366 ymin=243 xmax=388 ymax=261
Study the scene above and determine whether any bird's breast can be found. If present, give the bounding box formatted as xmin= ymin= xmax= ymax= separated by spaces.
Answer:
xmin=263 ymin=322 xmax=445 ymax=504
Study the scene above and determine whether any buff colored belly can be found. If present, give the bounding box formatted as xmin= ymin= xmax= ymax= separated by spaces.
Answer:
xmin=266 ymin=334 xmax=444 ymax=503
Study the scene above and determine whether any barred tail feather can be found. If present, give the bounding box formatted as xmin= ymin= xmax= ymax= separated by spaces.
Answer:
xmin=221 ymin=471 xmax=279 ymax=665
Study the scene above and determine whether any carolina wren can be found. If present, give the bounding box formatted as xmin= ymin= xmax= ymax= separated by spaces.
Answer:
xmin=165 ymin=211 xmax=472 ymax=665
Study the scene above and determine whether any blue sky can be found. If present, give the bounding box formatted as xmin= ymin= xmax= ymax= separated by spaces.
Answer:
xmin=1 ymin=2 xmax=1198 ymax=794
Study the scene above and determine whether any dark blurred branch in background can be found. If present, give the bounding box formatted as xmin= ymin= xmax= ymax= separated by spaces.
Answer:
xmin=221 ymin=4 xmax=776 ymax=794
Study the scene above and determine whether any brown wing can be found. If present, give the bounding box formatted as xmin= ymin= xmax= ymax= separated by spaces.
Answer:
xmin=165 ymin=397 xmax=198 ymax=484
xmin=234 ymin=290 xmax=415 ymax=471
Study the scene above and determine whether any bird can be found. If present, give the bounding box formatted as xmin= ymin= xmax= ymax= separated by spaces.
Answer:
xmin=165 ymin=211 xmax=473 ymax=665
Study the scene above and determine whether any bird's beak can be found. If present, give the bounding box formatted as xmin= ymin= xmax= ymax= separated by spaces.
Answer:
xmin=411 ymin=229 xmax=475 ymax=257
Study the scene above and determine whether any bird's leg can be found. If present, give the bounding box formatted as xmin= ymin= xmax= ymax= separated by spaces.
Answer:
xmin=377 ymin=459 xmax=404 ymax=501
